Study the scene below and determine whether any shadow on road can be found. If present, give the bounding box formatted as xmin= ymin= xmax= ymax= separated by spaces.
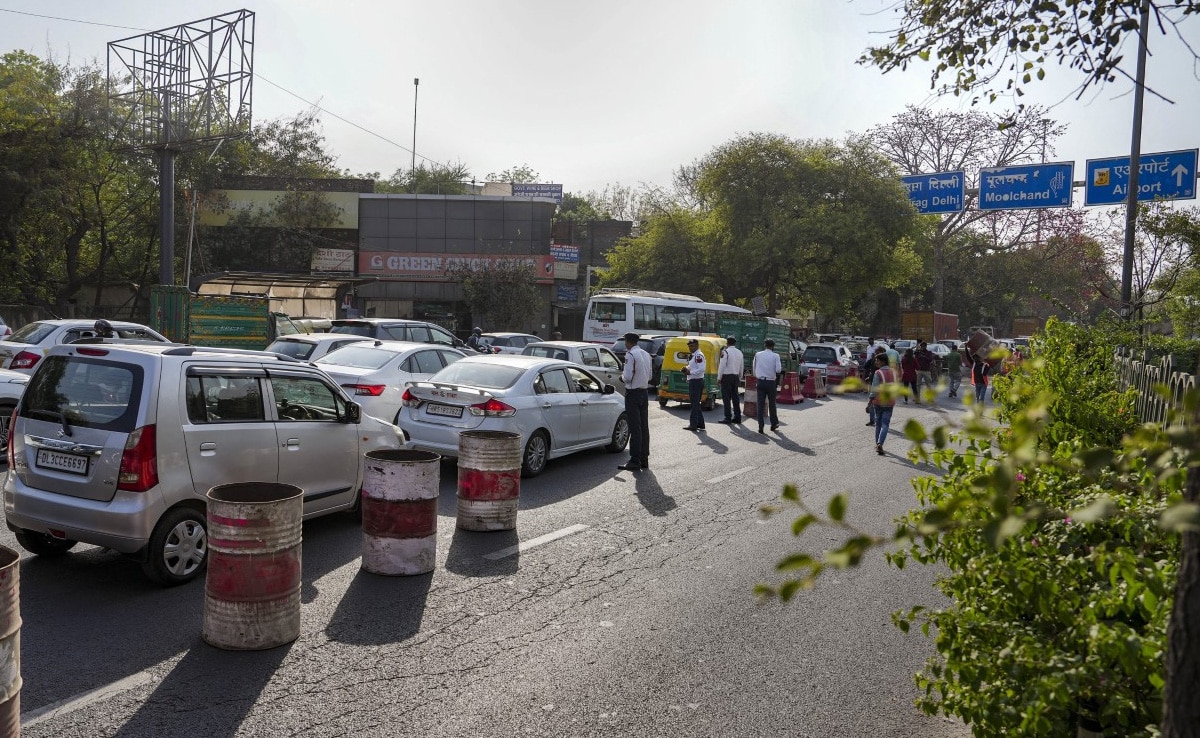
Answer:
xmin=444 ymin=527 xmax=518 ymax=577
xmin=633 ymin=472 xmax=676 ymax=517
xmin=324 ymin=569 xmax=432 ymax=646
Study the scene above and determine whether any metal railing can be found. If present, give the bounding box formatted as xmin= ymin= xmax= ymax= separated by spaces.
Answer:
xmin=1114 ymin=348 xmax=1198 ymax=426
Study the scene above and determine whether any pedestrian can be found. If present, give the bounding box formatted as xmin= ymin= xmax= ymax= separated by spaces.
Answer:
xmin=717 ymin=336 xmax=743 ymax=425
xmin=683 ymin=338 xmax=707 ymax=431
xmin=752 ymin=338 xmax=782 ymax=434
xmin=868 ymin=352 xmax=897 ymax=455
xmin=900 ymin=347 xmax=919 ymax=404
xmin=552 ymin=331 xmax=563 ymax=340
xmin=971 ymin=352 xmax=990 ymax=403
xmin=915 ymin=341 xmax=935 ymax=398
xmin=945 ymin=343 xmax=963 ymax=398
xmin=618 ymin=332 xmax=652 ymax=472
xmin=467 ymin=327 xmax=484 ymax=352
xmin=93 ymin=319 xmax=115 ymax=339
xmin=865 ymin=346 xmax=886 ymax=426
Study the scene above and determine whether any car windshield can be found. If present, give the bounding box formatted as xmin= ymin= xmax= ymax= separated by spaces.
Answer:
xmin=21 ymin=355 xmax=143 ymax=432
xmin=315 ymin=346 xmax=394 ymax=370
xmin=430 ymin=362 xmax=525 ymax=390
xmin=267 ymin=339 xmax=315 ymax=360
xmin=6 ymin=321 xmax=56 ymax=344
xmin=802 ymin=347 xmax=837 ymax=364
xmin=524 ymin=346 xmax=569 ymax=361
xmin=330 ymin=322 xmax=373 ymax=337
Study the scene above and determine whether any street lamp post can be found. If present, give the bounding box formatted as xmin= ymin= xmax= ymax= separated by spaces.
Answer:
xmin=1037 ymin=117 xmax=1049 ymax=248
xmin=411 ymin=77 xmax=419 ymax=194
xmin=1120 ymin=1 xmax=1151 ymax=322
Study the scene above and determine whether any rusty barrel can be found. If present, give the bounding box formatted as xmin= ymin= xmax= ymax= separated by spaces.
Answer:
xmin=361 ymin=450 xmax=441 ymax=575
xmin=742 ymin=376 xmax=758 ymax=420
xmin=0 ymin=546 xmax=20 ymax=737
xmin=457 ymin=430 xmax=522 ymax=531
xmin=203 ymin=483 xmax=303 ymax=651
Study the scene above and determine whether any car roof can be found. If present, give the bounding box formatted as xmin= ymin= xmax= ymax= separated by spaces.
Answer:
xmin=45 ymin=342 xmax=303 ymax=363
xmin=526 ymin=340 xmax=602 ymax=349
xmin=318 ymin=339 xmax=452 ymax=355
xmin=455 ymin=354 xmax=572 ymax=369
xmin=274 ymin=333 xmax=369 ymax=344
xmin=29 ymin=319 xmax=156 ymax=328
xmin=805 ymin=342 xmax=843 ymax=349
xmin=482 ymin=331 xmax=537 ymax=338
xmin=332 ymin=318 xmax=431 ymax=325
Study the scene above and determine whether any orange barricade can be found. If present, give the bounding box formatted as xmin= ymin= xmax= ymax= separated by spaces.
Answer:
xmin=776 ymin=371 xmax=804 ymax=404
xmin=742 ymin=376 xmax=758 ymax=420
xmin=801 ymin=369 xmax=828 ymax=399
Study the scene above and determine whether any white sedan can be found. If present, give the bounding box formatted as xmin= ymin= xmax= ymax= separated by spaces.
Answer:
xmin=398 ymin=355 xmax=630 ymax=477
xmin=521 ymin=340 xmax=625 ymax=394
xmin=0 ymin=319 xmax=169 ymax=373
xmin=480 ymin=332 xmax=542 ymax=354
xmin=266 ymin=333 xmax=370 ymax=362
xmin=315 ymin=341 xmax=467 ymax=424
xmin=0 ymin=367 xmax=29 ymax=450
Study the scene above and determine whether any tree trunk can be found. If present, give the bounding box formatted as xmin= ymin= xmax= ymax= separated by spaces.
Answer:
xmin=1160 ymin=440 xmax=1200 ymax=737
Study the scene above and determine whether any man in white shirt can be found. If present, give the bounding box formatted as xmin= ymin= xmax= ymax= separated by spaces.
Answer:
xmin=717 ymin=336 xmax=744 ymax=425
xmin=684 ymin=338 xmax=707 ymax=431
xmin=752 ymin=338 xmax=783 ymax=434
xmin=617 ymin=332 xmax=652 ymax=472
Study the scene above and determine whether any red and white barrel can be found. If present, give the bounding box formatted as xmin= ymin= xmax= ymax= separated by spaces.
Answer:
xmin=203 ymin=483 xmax=303 ymax=651
xmin=0 ymin=546 xmax=20 ymax=737
xmin=361 ymin=450 xmax=441 ymax=575
xmin=457 ymin=430 xmax=522 ymax=531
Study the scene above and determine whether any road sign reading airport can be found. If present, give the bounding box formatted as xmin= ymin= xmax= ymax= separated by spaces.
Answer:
xmin=1084 ymin=149 xmax=1197 ymax=206
xmin=978 ymin=162 xmax=1074 ymax=210
xmin=901 ymin=171 xmax=965 ymax=214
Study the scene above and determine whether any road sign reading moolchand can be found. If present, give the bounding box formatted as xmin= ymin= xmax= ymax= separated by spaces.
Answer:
xmin=1084 ymin=149 xmax=1197 ymax=206
xmin=901 ymin=171 xmax=965 ymax=214
xmin=979 ymin=162 xmax=1074 ymax=210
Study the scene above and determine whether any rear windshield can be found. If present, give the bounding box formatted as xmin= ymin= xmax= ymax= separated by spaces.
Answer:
xmin=330 ymin=322 xmax=373 ymax=337
xmin=20 ymin=356 xmax=143 ymax=432
xmin=6 ymin=322 xmax=56 ymax=345
xmin=802 ymin=347 xmax=837 ymax=364
xmin=315 ymin=346 xmax=394 ymax=370
xmin=430 ymin=361 xmax=524 ymax=390
xmin=524 ymin=346 xmax=569 ymax=361
xmin=266 ymin=339 xmax=315 ymax=360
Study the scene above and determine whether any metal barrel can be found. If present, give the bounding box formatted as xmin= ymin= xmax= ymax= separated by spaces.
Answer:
xmin=203 ymin=483 xmax=304 ymax=651
xmin=0 ymin=546 xmax=20 ymax=738
xmin=361 ymin=450 xmax=441 ymax=575
xmin=457 ymin=430 xmax=522 ymax=531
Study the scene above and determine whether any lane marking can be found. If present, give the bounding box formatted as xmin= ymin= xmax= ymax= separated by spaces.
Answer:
xmin=705 ymin=467 xmax=755 ymax=484
xmin=22 ymin=670 xmax=157 ymax=727
xmin=812 ymin=436 xmax=842 ymax=448
xmin=483 ymin=524 xmax=589 ymax=560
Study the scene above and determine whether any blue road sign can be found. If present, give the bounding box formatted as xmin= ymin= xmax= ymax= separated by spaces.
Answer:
xmin=901 ymin=171 xmax=965 ymax=214
xmin=1084 ymin=149 xmax=1198 ymax=206
xmin=979 ymin=162 xmax=1074 ymax=210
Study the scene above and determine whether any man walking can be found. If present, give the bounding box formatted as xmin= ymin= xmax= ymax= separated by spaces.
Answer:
xmin=753 ymin=338 xmax=782 ymax=434
xmin=915 ymin=340 xmax=935 ymax=398
xmin=945 ymin=344 xmax=963 ymax=398
xmin=684 ymin=338 xmax=707 ymax=431
xmin=717 ymin=336 xmax=744 ymax=424
xmin=868 ymin=352 xmax=897 ymax=455
xmin=618 ymin=332 xmax=652 ymax=472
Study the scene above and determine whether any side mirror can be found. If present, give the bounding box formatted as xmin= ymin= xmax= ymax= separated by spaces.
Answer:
xmin=603 ymin=384 xmax=616 ymax=395
xmin=346 ymin=401 xmax=362 ymax=424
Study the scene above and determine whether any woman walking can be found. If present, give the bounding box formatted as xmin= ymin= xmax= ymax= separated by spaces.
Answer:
xmin=900 ymin=347 xmax=919 ymax=404
xmin=971 ymin=352 xmax=990 ymax=403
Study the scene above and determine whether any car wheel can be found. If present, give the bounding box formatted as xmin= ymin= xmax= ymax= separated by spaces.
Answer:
xmin=0 ymin=400 xmax=14 ymax=449
xmin=14 ymin=529 xmax=77 ymax=557
xmin=142 ymin=506 xmax=208 ymax=586
xmin=702 ymin=394 xmax=715 ymax=411
xmin=521 ymin=430 xmax=550 ymax=478
xmin=606 ymin=413 xmax=630 ymax=453
xmin=658 ymin=397 xmax=668 ymax=408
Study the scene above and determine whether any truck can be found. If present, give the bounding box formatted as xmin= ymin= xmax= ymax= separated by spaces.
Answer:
xmin=716 ymin=314 xmax=795 ymax=373
xmin=150 ymin=285 xmax=300 ymax=351
xmin=1011 ymin=316 xmax=1043 ymax=337
xmin=900 ymin=310 xmax=959 ymax=342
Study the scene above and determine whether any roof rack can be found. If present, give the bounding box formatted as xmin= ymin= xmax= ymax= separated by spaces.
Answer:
xmin=161 ymin=346 xmax=300 ymax=362
xmin=593 ymin=288 xmax=703 ymax=301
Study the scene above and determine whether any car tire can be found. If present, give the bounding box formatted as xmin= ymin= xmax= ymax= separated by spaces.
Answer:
xmin=521 ymin=430 xmax=550 ymax=478
xmin=606 ymin=413 xmax=630 ymax=453
xmin=702 ymin=394 xmax=714 ymax=411
xmin=142 ymin=506 xmax=208 ymax=586
xmin=658 ymin=397 xmax=668 ymax=408
xmin=0 ymin=400 xmax=15 ymax=450
xmin=14 ymin=529 xmax=77 ymax=557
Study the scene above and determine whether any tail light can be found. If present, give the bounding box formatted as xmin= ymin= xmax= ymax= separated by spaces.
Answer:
xmin=343 ymin=384 xmax=386 ymax=396
xmin=468 ymin=399 xmax=515 ymax=417
xmin=401 ymin=388 xmax=422 ymax=408
xmin=117 ymin=425 xmax=158 ymax=492
xmin=10 ymin=351 xmax=40 ymax=371
xmin=5 ymin=406 xmax=15 ymax=467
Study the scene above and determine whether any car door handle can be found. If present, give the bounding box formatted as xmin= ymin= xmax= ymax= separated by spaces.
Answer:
xmin=284 ymin=438 xmax=300 ymax=450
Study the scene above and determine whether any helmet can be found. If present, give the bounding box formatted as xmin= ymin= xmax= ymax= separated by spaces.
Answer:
xmin=472 ymin=327 xmax=482 ymax=334
xmin=93 ymin=319 xmax=114 ymax=338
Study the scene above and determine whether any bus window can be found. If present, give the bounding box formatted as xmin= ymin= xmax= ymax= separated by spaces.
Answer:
xmin=666 ymin=306 xmax=696 ymax=331
xmin=589 ymin=301 xmax=626 ymax=322
xmin=634 ymin=303 xmax=654 ymax=331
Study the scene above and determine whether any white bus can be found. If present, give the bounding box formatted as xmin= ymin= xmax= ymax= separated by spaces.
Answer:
xmin=582 ymin=289 xmax=752 ymax=344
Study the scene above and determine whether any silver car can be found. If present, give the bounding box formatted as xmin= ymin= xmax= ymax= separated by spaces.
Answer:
xmin=481 ymin=332 xmax=541 ymax=355
xmin=398 ymin=355 xmax=629 ymax=477
xmin=521 ymin=341 xmax=625 ymax=394
xmin=0 ymin=319 xmax=169 ymax=374
xmin=315 ymin=341 xmax=467 ymax=424
xmin=265 ymin=333 xmax=370 ymax=362
xmin=4 ymin=343 xmax=403 ymax=585
xmin=0 ymin=367 xmax=29 ymax=451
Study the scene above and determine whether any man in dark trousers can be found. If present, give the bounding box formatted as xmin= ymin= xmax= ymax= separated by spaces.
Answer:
xmin=717 ymin=336 xmax=744 ymax=424
xmin=683 ymin=338 xmax=707 ymax=431
xmin=617 ymin=332 xmax=652 ymax=472
xmin=752 ymin=338 xmax=783 ymax=434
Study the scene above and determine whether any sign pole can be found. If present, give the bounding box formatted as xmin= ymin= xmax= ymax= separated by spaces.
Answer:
xmin=1120 ymin=0 xmax=1150 ymax=319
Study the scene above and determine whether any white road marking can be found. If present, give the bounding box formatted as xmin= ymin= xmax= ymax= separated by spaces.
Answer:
xmin=483 ymin=524 xmax=590 ymax=560
xmin=812 ymin=436 xmax=842 ymax=448
xmin=22 ymin=670 xmax=157 ymax=727
xmin=705 ymin=467 xmax=755 ymax=484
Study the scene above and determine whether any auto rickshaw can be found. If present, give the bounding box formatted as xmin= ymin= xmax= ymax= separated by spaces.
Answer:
xmin=658 ymin=335 xmax=725 ymax=410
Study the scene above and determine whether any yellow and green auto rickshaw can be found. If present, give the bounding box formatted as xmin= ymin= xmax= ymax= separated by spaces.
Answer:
xmin=658 ymin=335 xmax=726 ymax=410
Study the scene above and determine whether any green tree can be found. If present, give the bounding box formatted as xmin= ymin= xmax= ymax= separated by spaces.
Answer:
xmin=368 ymin=162 xmax=472 ymax=195
xmin=449 ymin=260 xmax=542 ymax=331
xmin=485 ymin=164 xmax=539 ymax=183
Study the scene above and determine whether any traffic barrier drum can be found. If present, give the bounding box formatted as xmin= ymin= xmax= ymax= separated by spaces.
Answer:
xmin=742 ymin=376 xmax=758 ymax=421
xmin=777 ymin=371 xmax=804 ymax=404
xmin=0 ymin=546 xmax=20 ymax=737
xmin=457 ymin=430 xmax=522 ymax=531
xmin=361 ymin=450 xmax=441 ymax=576
xmin=204 ymin=483 xmax=303 ymax=651
xmin=802 ymin=369 xmax=828 ymax=398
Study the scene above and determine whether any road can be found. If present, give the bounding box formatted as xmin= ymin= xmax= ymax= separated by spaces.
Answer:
xmin=5 ymin=388 xmax=974 ymax=738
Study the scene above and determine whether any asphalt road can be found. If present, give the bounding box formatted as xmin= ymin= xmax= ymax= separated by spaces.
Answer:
xmin=5 ymin=388 xmax=976 ymax=738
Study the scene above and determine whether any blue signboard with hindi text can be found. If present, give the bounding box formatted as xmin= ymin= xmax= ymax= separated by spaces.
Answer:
xmin=978 ymin=162 xmax=1074 ymax=210
xmin=1084 ymin=149 xmax=1197 ymax=206
xmin=900 ymin=171 xmax=965 ymax=214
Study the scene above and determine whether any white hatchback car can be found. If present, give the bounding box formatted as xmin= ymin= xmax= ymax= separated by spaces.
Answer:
xmin=398 ymin=355 xmax=629 ymax=477
xmin=480 ymin=332 xmax=541 ymax=355
xmin=315 ymin=341 xmax=467 ymax=424
xmin=266 ymin=333 xmax=370 ymax=362
xmin=0 ymin=319 xmax=169 ymax=374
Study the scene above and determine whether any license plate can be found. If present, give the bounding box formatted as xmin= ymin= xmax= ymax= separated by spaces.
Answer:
xmin=36 ymin=449 xmax=90 ymax=476
xmin=427 ymin=404 xmax=463 ymax=418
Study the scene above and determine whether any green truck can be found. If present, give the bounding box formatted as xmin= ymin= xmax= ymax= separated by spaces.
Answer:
xmin=716 ymin=315 xmax=795 ymax=373
xmin=150 ymin=285 xmax=300 ymax=351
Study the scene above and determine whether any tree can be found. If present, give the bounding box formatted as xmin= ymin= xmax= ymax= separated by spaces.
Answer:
xmin=449 ymin=260 xmax=542 ymax=331
xmin=860 ymin=1 xmax=1200 ymax=107
xmin=485 ymin=164 xmax=539 ymax=183
xmin=368 ymin=162 xmax=472 ymax=195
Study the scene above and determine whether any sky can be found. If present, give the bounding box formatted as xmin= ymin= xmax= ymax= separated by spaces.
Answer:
xmin=1 ymin=0 xmax=1198 ymax=199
